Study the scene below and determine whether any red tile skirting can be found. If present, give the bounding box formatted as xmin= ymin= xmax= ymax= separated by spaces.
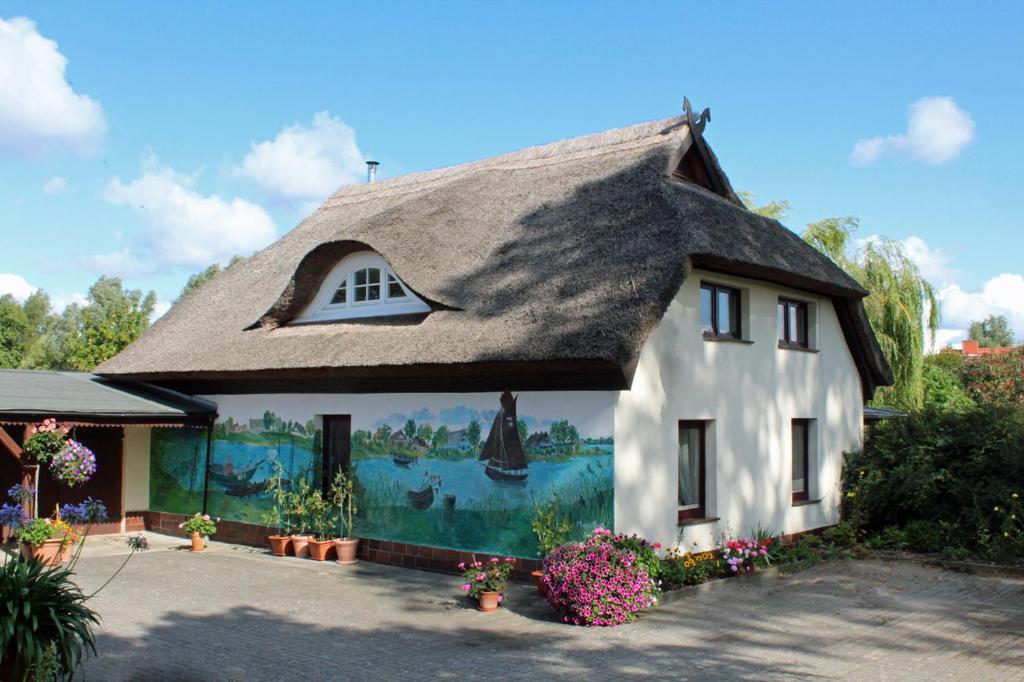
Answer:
xmin=131 ymin=510 xmax=540 ymax=580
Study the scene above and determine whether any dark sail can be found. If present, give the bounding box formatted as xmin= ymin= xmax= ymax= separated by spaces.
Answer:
xmin=479 ymin=390 xmax=528 ymax=471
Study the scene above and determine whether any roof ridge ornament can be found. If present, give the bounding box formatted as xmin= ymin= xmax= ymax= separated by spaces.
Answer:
xmin=683 ymin=97 xmax=711 ymax=137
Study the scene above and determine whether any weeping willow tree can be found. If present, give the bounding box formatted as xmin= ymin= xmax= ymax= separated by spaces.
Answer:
xmin=802 ymin=218 xmax=939 ymax=410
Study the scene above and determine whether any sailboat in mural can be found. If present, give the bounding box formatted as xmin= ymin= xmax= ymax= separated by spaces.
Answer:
xmin=480 ymin=390 xmax=529 ymax=483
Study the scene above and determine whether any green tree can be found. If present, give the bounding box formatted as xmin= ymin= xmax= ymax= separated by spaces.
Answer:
xmin=416 ymin=423 xmax=433 ymax=443
xmin=549 ymin=419 xmax=579 ymax=446
xmin=403 ymin=419 xmax=416 ymax=441
xmin=803 ymin=218 xmax=939 ymax=410
xmin=431 ymin=425 xmax=449 ymax=449
xmin=263 ymin=411 xmax=275 ymax=431
xmin=738 ymin=190 xmax=791 ymax=220
xmin=175 ymin=255 xmax=244 ymax=303
xmin=968 ymin=314 xmax=1015 ymax=348
xmin=921 ymin=361 xmax=974 ymax=412
xmin=374 ymin=424 xmax=392 ymax=444
xmin=0 ymin=294 xmax=30 ymax=368
xmin=33 ymin=277 xmax=157 ymax=371
xmin=465 ymin=420 xmax=481 ymax=449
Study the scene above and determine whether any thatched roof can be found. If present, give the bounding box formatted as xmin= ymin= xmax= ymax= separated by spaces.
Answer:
xmin=97 ymin=115 xmax=892 ymax=398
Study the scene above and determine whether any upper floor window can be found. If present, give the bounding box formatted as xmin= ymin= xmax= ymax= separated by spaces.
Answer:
xmin=778 ymin=298 xmax=809 ymax=348
xmin=700 ymin=282 xmax=741 ymax=339
xmin=293 ymin=251 xmax=429 ymax=323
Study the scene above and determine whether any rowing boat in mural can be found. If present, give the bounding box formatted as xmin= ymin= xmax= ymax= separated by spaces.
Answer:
xmin=224 ymin=480 xmax=269 ymax=497
xmin=392 ymin=453 xmax=416 ymax=467
xmin=407 ymin=472 xmax=441 ymax=510
xmin=208 ymin=460 xmax=264 ymax=487
xmin=479 ymin=390 xmax=529 ymax=483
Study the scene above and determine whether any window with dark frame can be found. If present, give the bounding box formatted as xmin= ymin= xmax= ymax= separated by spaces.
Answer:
xmin=792 ymin=419 xmax=811 ymax=503
xmin=700 ymin=282 xmax=741 ymax=339
xmin=778 ymin=298 xmax=809 ymax=348
xmin=678 ymin=421 xmax=707 ymax=521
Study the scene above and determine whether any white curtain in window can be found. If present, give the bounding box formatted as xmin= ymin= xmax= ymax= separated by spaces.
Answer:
xmin=678 ymin=427 xmax=701 ymax=508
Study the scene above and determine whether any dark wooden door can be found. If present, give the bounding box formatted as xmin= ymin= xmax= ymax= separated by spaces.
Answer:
xmin=37 ymin=427 xmax=124 ymax=519
xmin=321 ymin=416 xmax=351 ymax=496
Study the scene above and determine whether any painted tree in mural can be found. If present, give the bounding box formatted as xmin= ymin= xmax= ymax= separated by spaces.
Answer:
xmin=374 ymin=425 xmax=392 ymax=444
xmin=517 ymin=419 xmax=529 ymax=443
xmin=403 ymin=419 xmax=417 ymax=441
xmin=802 ymin=218 xmax=939 ymax=410
xmin=416 ymin=423 xmax=433 ymax=443
xmin=263 ymin=411 xmax=275 ymax=431
xmin=430 ymin=425 xmax=449 ymax=449
xmin=465 ymin=420 xmax=481 ymax=450
xmin=549 ymin=419 xmax=580 ymax=447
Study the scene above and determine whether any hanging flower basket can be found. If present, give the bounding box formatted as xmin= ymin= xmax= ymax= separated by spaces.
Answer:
xmin=49 ymin=440 xmax=97 ymax=487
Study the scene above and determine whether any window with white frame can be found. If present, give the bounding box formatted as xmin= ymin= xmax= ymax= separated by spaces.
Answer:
xmin=292 ymin=251 xmax=430 ymax=323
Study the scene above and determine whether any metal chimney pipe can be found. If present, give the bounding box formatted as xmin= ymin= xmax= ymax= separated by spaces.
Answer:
xmin=366 ymin=161 xmax=379 ymax=183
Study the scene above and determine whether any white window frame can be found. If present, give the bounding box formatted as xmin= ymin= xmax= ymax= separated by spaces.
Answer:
xmin=293 ymin=251 xmax=430 ymax=323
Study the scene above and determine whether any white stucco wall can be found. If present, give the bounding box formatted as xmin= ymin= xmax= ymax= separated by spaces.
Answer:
xmin=122 ymin=426 xmax=151 ymax=511
xmin=614 ymin=269 xmax=864 ymax=551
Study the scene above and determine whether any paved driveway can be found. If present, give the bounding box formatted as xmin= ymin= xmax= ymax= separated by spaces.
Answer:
xmin=67 ymin=533 xmax=1023 ymax=681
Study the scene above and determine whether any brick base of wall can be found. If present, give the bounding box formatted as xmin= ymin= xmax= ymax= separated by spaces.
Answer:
xmin=131 ymin=511 xmax=541 ymax=580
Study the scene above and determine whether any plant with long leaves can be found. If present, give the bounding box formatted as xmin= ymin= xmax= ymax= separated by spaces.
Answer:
xmin=803 ymin=218 xmax=939 ymax=410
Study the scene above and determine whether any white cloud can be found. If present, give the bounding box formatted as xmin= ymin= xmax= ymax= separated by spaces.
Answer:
xmin=51 ymin=291 xmax=87 ymax=311
xmin=101 ymin=161 xmax=277 ymax=269
xmin=850 ymin=96 xmax=975 ymax=166
xmin=43 ymin=176 xmax=67 ymax=195
xmin=900 ymin=235 xmax=956 ymax=285
xmin=236 ymin=111 xmax=366 ymax=201
xmin=151 ymin=300 xmax=172 ymax=321
xmin=0 ymin=273 xmax=36 ymax=300
xmin=0 ymin=16 xmax=105 ymax=156
xmin=936 ymin=273 xmax=1024 ymax=347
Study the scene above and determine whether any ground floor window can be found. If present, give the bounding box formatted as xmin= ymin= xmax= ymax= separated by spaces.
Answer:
xmin=678 ymin=420 xmax=707 ymax=521
xmin=792 ymin=419 xmax=812 ymax=503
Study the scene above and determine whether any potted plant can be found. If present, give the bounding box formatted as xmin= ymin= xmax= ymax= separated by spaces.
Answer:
xmin=331 ymin=470 xmax=359 ymax=565
xmin=305 ymin=489 xmax=338 ymax=561
xmin=289 ymin=477 xmax=313 ymax=558
xmin=179 ymin=513 xmax=218 ymax=552
xmin=263 ymin=461 xmax=296 ymax=556
xmin=14 ymin=516 xmax=78 ymax=566
xmin=529 ymin=496 xmax=573 ymax=595
xmin=458 ymin=557 xmax=515 ymax=612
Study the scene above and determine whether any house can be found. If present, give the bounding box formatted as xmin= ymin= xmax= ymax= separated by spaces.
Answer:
xmin=89 ymin=103 xmax=891 ymax=564
xmin=958 ymin=340 xmax=1020 ymax=357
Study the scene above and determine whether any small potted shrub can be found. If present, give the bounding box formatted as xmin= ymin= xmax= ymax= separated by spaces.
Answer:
xmin=289 ymin=478 xmax=313 ymax=558
xmin=179 ymin=513 xmax=218 ymax=553
xmin=305 ymin=490 xmax=338 ymax=561
xmin=721 ymin=536 xmax=772 ymax=575
xmin=529 ymin=496 xmax=573 ymax=595
xmin=15 ymin=516 xmax=78 ymax=566
xmin=458 ymin=557 xmax=515 ymax=612
xmin=263 ymin=461 xmax=296 ymax=557
xmin=543 ymin=527 xmax=658 ymax=626
xmin=331 ymin=470 xmax=359 ymax=565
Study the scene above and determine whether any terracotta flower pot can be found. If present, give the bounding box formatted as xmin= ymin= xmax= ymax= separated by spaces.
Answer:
xmin=20 ymin=538 xmax=69 ymax=566
xmin=291 ymin=535 xmax=310 ymax=558
xmin=190 ymin=532 xmax=205 ymax=553
xmin=477 ymin=591 xmax=500 ymax=612
xmin=531 ymin=570 xmax=547 ymax=597
xmin=268 ymin=535 xmax=291 ymax=557
xmin=335 ymin=537 xmax=359 ymax=565
xmin=308 ymin=538 xmax=335 ymax=561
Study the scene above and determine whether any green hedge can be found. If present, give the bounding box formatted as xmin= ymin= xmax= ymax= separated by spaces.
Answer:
xmin=844 ymin=406 xmax=1024 ymax=560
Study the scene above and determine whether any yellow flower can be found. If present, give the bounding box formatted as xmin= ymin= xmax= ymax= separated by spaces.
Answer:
xmin=1013 ymin=493 xmax=1020 ymax=499
xmin=1004 ymin=532 xmax=1010 ymax=538
xmin=994 ymin=506 xmax=1001 ymax=512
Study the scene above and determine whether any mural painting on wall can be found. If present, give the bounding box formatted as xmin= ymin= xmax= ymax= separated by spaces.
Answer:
xmin=149 ymin=391 xmax=612 ymax=557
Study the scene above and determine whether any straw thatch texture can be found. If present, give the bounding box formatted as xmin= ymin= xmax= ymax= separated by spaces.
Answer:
xmin=97 ymin=116 xmax=891 ymax=396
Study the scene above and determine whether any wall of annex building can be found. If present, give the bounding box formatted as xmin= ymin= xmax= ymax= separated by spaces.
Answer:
xmin=614 ymin=269 xmax=864 ymax=552
xmin=148 ymin=391 xmax=615 ymax=558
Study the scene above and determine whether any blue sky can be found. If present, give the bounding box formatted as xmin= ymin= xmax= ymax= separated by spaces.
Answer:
xmin=1 ymin=2 xmax=1021 ymax=345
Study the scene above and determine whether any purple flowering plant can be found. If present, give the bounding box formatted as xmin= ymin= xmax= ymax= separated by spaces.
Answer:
xmin=59 ymin=498 xmax=109 ymax=525
xmin=543 ymin=527 xmax=658 ymax=627
xmin=721 ymin=536 xmax=773 ymax=574
xmin=49 ymin=439 xmax=97 ymax=487
xmin=458 ymin=556 xmax=515 ymax=600
xmin=7 ymin=483 xmax=36 ymax=503
xmin=0 ymin=503 xmax=26 ymax=529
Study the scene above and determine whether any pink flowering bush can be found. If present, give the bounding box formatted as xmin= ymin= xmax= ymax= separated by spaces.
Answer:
xmin=721 ymin=536 xmax=772 ymax=574
xmin=49 ymin=439 xmax=97 ymax=487
xmin=543 ymin=527 xmax=658 ymax=626
xmin=180 ymin=513 xmax=218 ymax=536
xmin=458 ymin=556 xmax=515 ymax=601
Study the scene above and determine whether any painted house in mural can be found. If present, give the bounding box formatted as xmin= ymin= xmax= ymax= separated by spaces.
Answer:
xmin=94 ymin=103 xmax=892 ymax=560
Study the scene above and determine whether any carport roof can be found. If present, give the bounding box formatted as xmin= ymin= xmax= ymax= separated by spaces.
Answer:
xmin=0 ymin=369 xmax=216 ymax=425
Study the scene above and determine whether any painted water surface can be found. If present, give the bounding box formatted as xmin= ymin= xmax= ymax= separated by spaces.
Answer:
xmin=149 ymin=391 xmax=613 ymax=557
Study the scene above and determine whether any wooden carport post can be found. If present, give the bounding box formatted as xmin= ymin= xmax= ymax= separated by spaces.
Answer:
xmin=0 ymin=425 xmax=35 ymax=519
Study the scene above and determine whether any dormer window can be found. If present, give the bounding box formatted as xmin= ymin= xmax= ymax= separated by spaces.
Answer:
xmin=293 ymin=251 xmax=429 ymax=323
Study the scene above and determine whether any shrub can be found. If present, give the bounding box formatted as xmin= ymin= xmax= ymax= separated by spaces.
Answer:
xmin=0 ymin=558 xmax=99 ymax=680
xmin=458 ymin=556 xmax=515 ymax=600
xmin=13 ymin=518 xmax=77 ymax=548
xmin=903 ymin=520 xmax=945 ymax=553
xmin=844 ymin=406 xmax=1024 ymax=560
xmin=721 ymin=536 xmax=772 ymax=574
xmin=530 ymin=496 xmax=574 ymax=558
xmin=822 ymin=522 xmax=857 ymax=548
xmin=543 ymin=528 xmax=658 ymax=626
xmin=607 ymin=531 xmax=662 ymax=581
